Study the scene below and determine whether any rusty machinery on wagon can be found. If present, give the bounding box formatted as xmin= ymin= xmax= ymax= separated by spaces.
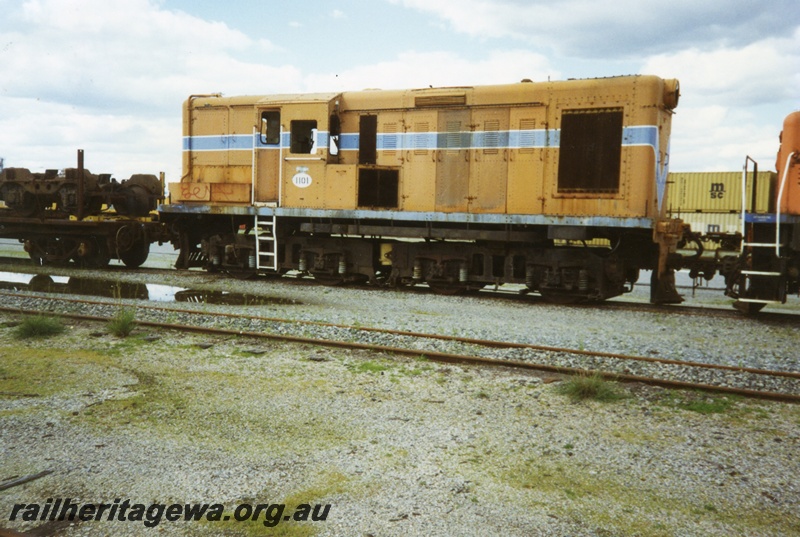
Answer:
xmin=161 ymin=75 xmax=685 ymax=303
xmin=0 ymin=150 xmax=167 ymax=267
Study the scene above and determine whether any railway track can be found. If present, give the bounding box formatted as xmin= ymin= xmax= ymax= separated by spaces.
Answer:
xmin=1 ymin=290 xmax=798 ymax=403
xmin=2 ymin=258 xmax=800 ymax=325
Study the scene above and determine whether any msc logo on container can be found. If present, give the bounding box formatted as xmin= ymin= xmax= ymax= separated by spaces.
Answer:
xmin=709 ymin=182 xmax=725 ymax=199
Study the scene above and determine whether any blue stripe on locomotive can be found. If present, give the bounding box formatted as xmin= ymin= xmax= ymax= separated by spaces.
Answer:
xmin=181 ymin=126 xmax=666 ymax=209
xmin=184 ymin=126 xmax=655 ymax=153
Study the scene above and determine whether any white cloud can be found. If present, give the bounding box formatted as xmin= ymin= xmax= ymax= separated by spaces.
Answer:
xmin=304 ymin=50 xmax=556 ymax=92
xmin=1 ymin=0 xmax=282 ymax=112
xmin=391 ymin=0 xmax=800 ymax=57
xmin=642 ymin=30 xmax=800 ymax=105
xmin=669 ymin=104 xmax=784 ymax=172
xmin=0 ymin=0 xmax=796 ymax=180
xmin=642 ymin=28 xmax=800 ymax=171
xmin=0 ymin=96 xmax=179 ymax=177
xmin=0 ymin=0 xmax=301 ymax=178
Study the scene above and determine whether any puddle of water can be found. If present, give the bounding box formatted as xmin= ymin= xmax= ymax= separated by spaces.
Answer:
xmin=174 ymin=289 xmax=297 ymax=306
xmin=0 ymin=272 xmax=297 ymax=305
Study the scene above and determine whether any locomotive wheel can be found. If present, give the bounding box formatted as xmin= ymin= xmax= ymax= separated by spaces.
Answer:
xmin=312 ymin=272 xmax=345 ymax=286
xmin=226 ymin=268 xmax=258 ymax=280
xmin=119 ymin=240 xmax=150 ymax=268
xmin=733 ymin=300 xmax=766 ymax=315
xmin=427 ymin=280 xmax=468 ymax=295
xmin=539 ymin=289 xmax=587 ymax=304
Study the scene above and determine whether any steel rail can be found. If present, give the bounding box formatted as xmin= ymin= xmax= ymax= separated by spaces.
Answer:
xmin=0 ymin=289 xmax=798 ymax=380
xmin=2 ymin=289 xmax=800 ymax=380
xmin=1 ymin=302 xmax=798 ymax=403
xmin=2 ymin=258 xmax=800 ymax=325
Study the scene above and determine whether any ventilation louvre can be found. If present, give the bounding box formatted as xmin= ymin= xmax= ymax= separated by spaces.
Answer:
xmin=415 ymin=94 xmax=467 ymax=107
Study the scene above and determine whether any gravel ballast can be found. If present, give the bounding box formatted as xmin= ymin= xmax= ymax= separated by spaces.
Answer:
xmin=0 ymin=263 xmax=799 ymax=536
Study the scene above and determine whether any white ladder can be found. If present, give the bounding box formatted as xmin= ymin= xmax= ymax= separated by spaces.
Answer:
xmin=254 ymin=215 xmax=278 ymax=271
xmin=737 ymin=156 xmax=792 ymax=305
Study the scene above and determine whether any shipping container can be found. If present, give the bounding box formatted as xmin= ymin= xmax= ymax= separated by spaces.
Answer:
xmin=671 ymin=211 xmax=740 ymax=234
xmin=671 ymin=211 xmax=742 ymax=251
xmin=666 ymin=171 xmax=775 ymax=214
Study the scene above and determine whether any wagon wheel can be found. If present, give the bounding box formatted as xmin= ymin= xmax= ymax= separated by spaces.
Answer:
xmin=74 ymin=237 xmax=111 ymax=268
xmin=119 ymin=239 xmax=150 ymax=268
xmin=27 ymin=247 xmax=45 ymax=267
xmin=28 ymin=274 xmax=55 ymax=292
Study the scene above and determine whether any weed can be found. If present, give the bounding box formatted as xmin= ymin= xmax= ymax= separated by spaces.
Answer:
xmin=0 ymin=346 xmax=117 ymax=397
xmin=350 ymin=360 xmax=390 ymax=374
xmin=656 ymin=390 xmax=740 ymax=415
xmin=14 ymin=316 xmax=64 ymax=339
xmin=679 ymin=396 xmax=736 ymax=414
xmin=556 ymin=373 xmax=626 ymax=403
xmin=107 ymin=308 xmax=137 ymax=337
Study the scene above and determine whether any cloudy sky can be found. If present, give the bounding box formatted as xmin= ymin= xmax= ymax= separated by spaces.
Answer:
xmin=0 ymin=0 xmax=797 ymax=180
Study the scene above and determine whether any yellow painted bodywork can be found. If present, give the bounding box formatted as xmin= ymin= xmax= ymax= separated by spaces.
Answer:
xmin=174 ymin=75 xmax=678 ymax=219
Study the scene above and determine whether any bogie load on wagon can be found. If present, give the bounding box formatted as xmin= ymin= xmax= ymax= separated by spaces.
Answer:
xmin=0 ymin=151 xmax=167 ymax=268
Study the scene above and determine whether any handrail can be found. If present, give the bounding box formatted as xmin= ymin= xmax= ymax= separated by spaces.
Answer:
xmin=251 ymin=126 xmax=257 ymax=205
xmin=181 ymin=94 xmax=223 ymax=183
xmin=775 ymin=151 xmax=796 ymax=257
xmin=741 ymin=156 xmax=757 ymax=254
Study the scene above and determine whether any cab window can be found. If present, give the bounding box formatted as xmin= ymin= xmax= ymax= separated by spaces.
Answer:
xmin=260 ymin=111 xmax=280 ymax=145
xmin=290 ymin=120 xmax=317 ymax=153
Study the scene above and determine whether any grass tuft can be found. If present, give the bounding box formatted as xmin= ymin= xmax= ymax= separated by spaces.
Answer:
xmin=14 ymin=316 xmax=64 ymax=339
xmin=556 ymin=373 xmax=626 ymax=402
xmin=350 ymin=360 xmax=390 ymax=374
xmin=108 ymin=309 xmax=137 ymax=337
xmin=678 ymin=396 xmax=736 ymax=414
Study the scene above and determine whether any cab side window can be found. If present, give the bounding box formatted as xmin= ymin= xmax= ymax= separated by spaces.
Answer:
xmin=291 ymin=120 xmax=318 ymax=153
xmin=260 ymin=111 xmax=280 ymax=145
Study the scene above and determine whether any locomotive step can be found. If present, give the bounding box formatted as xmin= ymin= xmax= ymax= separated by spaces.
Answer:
xmin=736 ymin=297 xmax=783 ymax=304
xmin=742 ymin=242 xmax=784 ymax=248
xmin=740 ymin=270 xmax=782 ymax=276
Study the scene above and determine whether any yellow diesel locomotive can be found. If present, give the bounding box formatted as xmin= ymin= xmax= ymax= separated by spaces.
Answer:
xmin=161 ymin=75 xmax=683 ymax=302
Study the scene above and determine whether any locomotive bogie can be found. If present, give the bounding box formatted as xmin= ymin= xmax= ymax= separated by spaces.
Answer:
xmin=373 ymin=237 xmax=632 ymax=301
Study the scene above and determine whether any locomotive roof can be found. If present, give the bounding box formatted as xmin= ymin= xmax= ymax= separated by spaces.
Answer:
xmin=187 ymin=75 xmax=674 ymax=111
xmin=339 ymin=75 xmax=670 ymax=111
